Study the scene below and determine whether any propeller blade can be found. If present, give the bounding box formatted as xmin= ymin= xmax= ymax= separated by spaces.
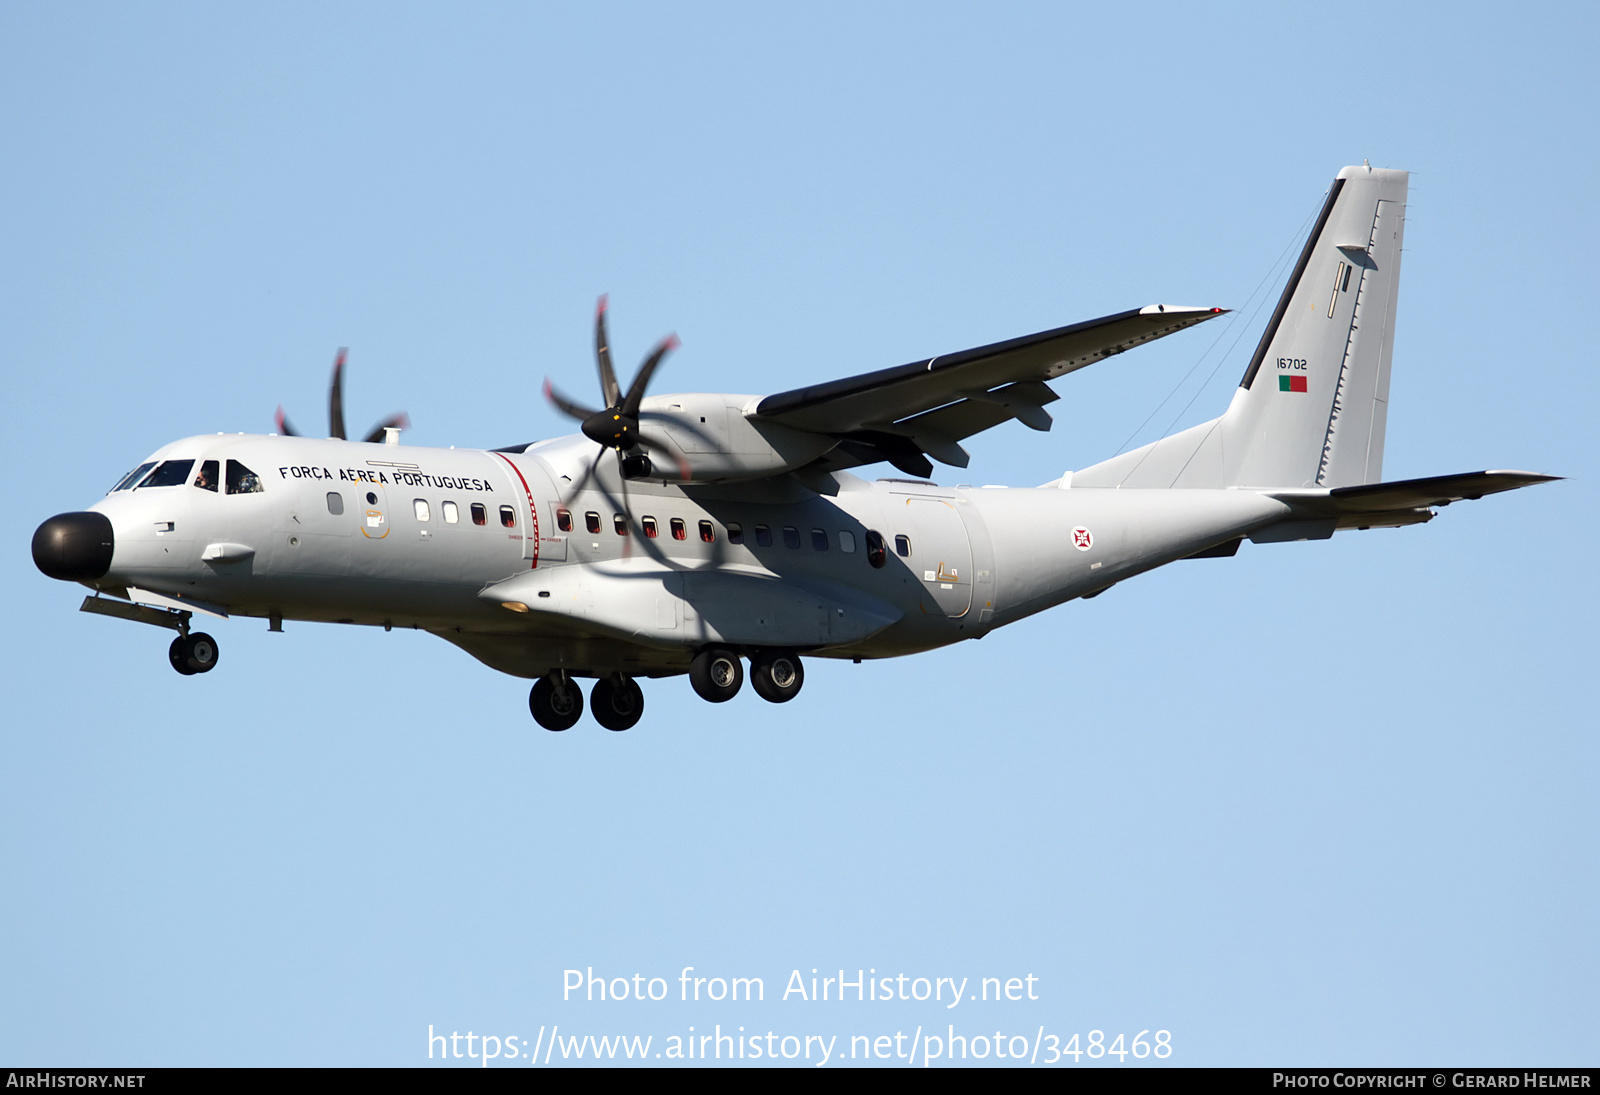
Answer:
xmin=544 ymin=378 xmax=600 ymax=423
xmin=620 ymin=334 xmax=678 ymax=418
xmin=595 ymin=295 xmax=621 ymax=409
xmin=275 ymin=406 xmax=299 ymax=437
xmin=328 ymin=348 xmax=348 ymax=440
xmin=562 ymin=446 xmax=607 ymax=505
xmin=615 ymin=452 xmax=633 ymax=561
xmin=359 ymin=412 xmax=411 ymax=445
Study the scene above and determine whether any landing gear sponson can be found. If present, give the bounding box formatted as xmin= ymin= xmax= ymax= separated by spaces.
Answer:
xmin=528 ymin=648 xmax=805 ymax=730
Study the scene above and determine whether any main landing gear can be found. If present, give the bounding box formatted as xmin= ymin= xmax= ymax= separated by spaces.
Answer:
xmin=168 ymin=631 xmax=219 ymax=675
xmin=691 ymin=647 xmax=804 ymax=704
xmin=527 ymin=649 xmax=805 ymax=731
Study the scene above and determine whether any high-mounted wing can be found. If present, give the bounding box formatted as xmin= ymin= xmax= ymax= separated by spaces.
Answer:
xmin=753 ymin=305 xmax=1225 ymax=477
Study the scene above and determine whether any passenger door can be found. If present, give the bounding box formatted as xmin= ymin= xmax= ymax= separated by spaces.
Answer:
xmin=902 ymin=496 xmax=973 ymax=617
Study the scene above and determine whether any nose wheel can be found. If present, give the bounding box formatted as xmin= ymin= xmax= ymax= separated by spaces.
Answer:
xmin=529 ymin=674 xmax=584 ymax=731
xmin=168 ymin=632 xmax=220 ymax=675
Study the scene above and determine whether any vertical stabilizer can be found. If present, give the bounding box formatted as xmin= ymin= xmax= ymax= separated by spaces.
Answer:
xmin=1074 ymin=165 xmax=1407 ymax=490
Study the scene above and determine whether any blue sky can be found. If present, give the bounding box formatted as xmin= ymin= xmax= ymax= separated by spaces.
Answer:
xmin=3 ymin=1 xmax=1594 ymax=1067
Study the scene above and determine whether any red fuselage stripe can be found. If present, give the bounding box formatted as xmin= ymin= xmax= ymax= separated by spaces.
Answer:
xmin=492 ymin=452 xmax=540 ymax=569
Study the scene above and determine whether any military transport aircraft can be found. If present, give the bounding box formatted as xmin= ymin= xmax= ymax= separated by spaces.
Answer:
xmin=32 ymin=165 xmax=1555 ymax=731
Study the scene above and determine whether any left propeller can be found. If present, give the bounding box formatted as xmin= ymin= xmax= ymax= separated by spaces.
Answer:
xmin=275 ymin=348 xmax=410 ymax=443
xmin=545 ymin=296 xmax=685 ymax=494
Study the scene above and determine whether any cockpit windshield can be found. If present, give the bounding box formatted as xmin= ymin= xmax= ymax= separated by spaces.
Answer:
xmin=193 ymin=460 xmax=219 ymax=492
xmin=109 ymin=462 xmax=157 ymax=493
xmin=138 ymin=460 xmax=195 ymax=489
xmin=226 ymin=460 xmax=264 ymax=494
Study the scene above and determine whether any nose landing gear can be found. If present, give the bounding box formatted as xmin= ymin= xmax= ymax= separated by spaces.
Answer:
xmin=168 ymin=632 xmax=220 ymax=675
xmin=529 ymin=672 xmax=584 ymax=731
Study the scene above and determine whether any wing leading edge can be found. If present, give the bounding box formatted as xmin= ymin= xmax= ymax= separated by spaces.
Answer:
xmin=753 ymin=305 xmax=1225 ymax=477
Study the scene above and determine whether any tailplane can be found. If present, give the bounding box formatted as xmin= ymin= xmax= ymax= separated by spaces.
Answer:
xmin=1075 ymin=164 xmax=1408 ymax=490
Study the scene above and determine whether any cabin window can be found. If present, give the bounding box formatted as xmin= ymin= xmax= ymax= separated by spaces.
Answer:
xmin=226 ymin=461 xmax=264 ymax=494
xmin=442 ymin=500 xmax=459 ymax=524
xmin=895 ymin=534 xmax=911 ymax=557
xmin=838 ymin=530 xmax=856 ymax=553
xmin=326 ymin=492 xmax=344 ymax=516
xmin=727 ymin=523 xmax=744 ymax=545
xmin=556 ymin=508 xmax=573 ymax=532
xmin=865 ymin=530 xmax=887 ymax=569
xmin=142 ymin=460 xmax=195 ymax=489
xmin=614 ymin=513 xmax=629 ymax=536
xmin=643 ymin=516 xmax=659 ymax=538
xmin=755 ymin=524 xmax=773 ymax=547
xmin=471 ymin=502 xmax=487 ymax=526
xmin=670 ymin=518 xmax=687 ymax=541
xmin=413 ymin=499 xmax=431 ymax=522
xmin=699 ymin=520 xmax=715 ymax=543
xmin=111 ymin=462 xmax=157 ymax=493
xmin=783 ymin=526 xmax=801 ymax=549
xmin=585 ymin=511 xmax=601 ymax=534
xmin=811 ymin=528 xmax=829 ymax=551
xmin=193 ymin=461 xmax=219 ymax=492
xmin=500 ymin=505 xmax=517 ymax=528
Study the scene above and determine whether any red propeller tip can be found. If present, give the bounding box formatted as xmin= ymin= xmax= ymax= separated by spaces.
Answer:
xmin=664 ymin=333 xmax=681 ymax=351
xmin=542 ymin=378 xmax=554 ymax=398
xmin=334 ymin=348 xmax=347 ymax=367
xmin=596 ymin=294 xmax=608 ymax=316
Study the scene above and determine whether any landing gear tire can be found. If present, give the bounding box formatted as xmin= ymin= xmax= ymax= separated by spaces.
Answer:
xmin=750 ymin=651 xmax=804 ymax=703
xmin=169 ymin=636 xmax=195 ymax=675
xmin=689 ymin=647 xmax=743 ymax=703
xmin=591 ymin=675 xmax=644 ymax=732
xmin=168 ymin=632 xmax=219 ymax=675
xmin=529 ymin=675 xmax=584 ymax=731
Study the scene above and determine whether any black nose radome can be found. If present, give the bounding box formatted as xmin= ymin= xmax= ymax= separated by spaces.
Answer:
xmin=33 ymin=511 xmax=114 ymax=581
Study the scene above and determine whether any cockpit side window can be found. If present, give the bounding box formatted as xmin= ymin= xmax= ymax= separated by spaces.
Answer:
xmin=193 ymin=460 xmax=219 ymax=492
xmin=110 ymin=462 xmax=157 ymax=493
xmin=226 ymin=460 xmax=265 ymax=494
xmin=141 ymin=460 xmax=195 ymax=488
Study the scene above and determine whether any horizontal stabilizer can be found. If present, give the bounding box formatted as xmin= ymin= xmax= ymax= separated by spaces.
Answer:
xmin=1269 ymin=470 xmax=1560 ymax=515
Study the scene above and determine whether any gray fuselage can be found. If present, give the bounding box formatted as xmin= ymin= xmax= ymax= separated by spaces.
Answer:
xmin=81 ymin=430 xmax=1291 ymax=679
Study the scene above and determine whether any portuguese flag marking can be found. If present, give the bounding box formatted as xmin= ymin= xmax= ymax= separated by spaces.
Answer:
xmin=1279 ymin=375 xmax=1308 ymax=393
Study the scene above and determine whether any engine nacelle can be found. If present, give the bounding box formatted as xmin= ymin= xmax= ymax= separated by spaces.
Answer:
xmin=634 ymin=393 xmax=835 ymax=483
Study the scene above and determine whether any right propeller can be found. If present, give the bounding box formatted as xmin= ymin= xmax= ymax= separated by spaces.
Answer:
xmin=275 ymin=348 xmax=410 ymax=443
xmin=545 ymin=296 xmax=685 ymax=494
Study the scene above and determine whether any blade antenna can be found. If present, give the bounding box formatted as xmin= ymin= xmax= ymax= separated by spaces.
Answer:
xmin=360 ymin=412 xmax=411 ymax=445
